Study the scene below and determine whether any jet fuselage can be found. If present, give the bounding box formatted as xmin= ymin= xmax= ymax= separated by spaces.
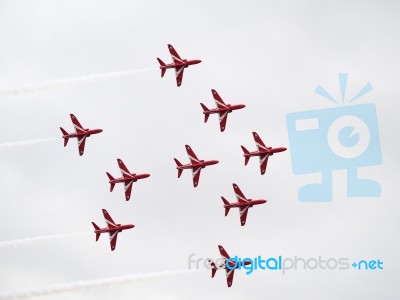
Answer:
xmin=108 ymin=173 xmax=150 ymax=184
xmin=204 ymin=104 xmax=246 ymax=115
xmin=161 ymin=59 xmax=202 ymax=70
xmin=94 ymin=223 xmax=135 ymax=234
xmin=64 ymin=128 xmax=103 ymax=138
xmin=223 ymin=199 xmax=267 ymax=209
xmin=244 ymin=147 xmax=287 ymax=158
xmin=177 ymin=159 xmax=219 ymax=170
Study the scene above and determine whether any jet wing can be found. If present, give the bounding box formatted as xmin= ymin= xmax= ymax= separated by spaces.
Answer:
xmin=239 ymin=205 xmax=250 ymax=226
xmin=259 ymin=153 xmax=270 ymax=175
xmin=232 ymin=184 xmax=248 ymax=203
xmin=218 ymin=111 xmax=229 ymax=132
xmin=168 ymin=44 xmax=184 ymax=64
xmin=218 ymin=245 xmax=231 ymax=260
xmin=102 ymin=209 xmax=117 ymax=229
xmin=109 ymin=230 xmax=118 ymax=251
xmin=185 ymin=145 xmax=200 ymax=164
xmin=117 ymin=159 xmax=132 ymax=179
xmin=225 ymin=267 xmax=235 ymax=288
xmin=175 ymin=66 xmax=185 ymax=87
xmin=77 ymin=135 xmax=87 ymax=156
xmin=211 ymin=89 xmax=228 ymax=109
xmin=70 ymin=114 xmax=85 ymax=133
xmin=192 ymin=167 xmax=201 ymax=187
xmin=124 ymin=180 xmax=134 ymax=201
xmin=218 ymin=245 xmax=234 ymax=287
xmin=252 ymin=132 xmax=267 ymax=151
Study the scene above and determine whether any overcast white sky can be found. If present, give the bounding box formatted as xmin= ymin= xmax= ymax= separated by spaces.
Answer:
xmin=0 ymin=0 xmax=399 ymax=299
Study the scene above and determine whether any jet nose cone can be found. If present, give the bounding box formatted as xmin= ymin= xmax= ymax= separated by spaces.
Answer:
xmin=129 ymin=224 xmax=135 ymax=229
xmin=144 ymin=174 xmax=151 ymax=178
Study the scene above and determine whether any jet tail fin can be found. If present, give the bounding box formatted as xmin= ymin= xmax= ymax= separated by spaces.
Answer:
xmin=91 ymin=222 xmax=101 ymax=241
xmin=208 ymin=260 xmax=218 ymax=278
xmin=221 ymin=197 xmax=231 ymax=216
xmin=200 ymin=103 xmax=210 ymax=123
xmin=106 ymin=172 xmax=115 ymax=192
xmin=241 ymin=146 xmax=250 ymax=165
xmin=157 ymin=58 xmax=166 ymax=77
xmin=60 ymin=127 xmax=69 ymax=147
xmin=174 ymin=158 xmax=183 ymax=178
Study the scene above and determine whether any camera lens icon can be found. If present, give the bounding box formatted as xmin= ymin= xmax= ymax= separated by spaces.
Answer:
xmin=286 ymin=103 xmax=382 ymax=201
xmin=327 ymin=115 xmax=371 ymax=159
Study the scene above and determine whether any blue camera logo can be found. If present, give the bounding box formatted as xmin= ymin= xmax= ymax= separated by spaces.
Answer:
xmin=286 ymin=73 xmax=382 ymax=202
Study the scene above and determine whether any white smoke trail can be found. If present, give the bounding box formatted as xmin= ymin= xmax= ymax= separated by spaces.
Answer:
xmin=0 ymin=232 xmax=86 ymax=249
xmin=0 ymin=138 xmax=57 ymax=150
xmin=0 ymin=269 xmax=197 ymax=299
xmin=0 ymin=67 xmax=156 ymax=97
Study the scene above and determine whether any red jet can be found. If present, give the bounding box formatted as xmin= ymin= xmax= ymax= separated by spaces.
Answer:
xmin=208 ymin=245 xmax=251 ymax=288
xmin=200 ymin=89 xmax=246 ymax=132
xmin=174 ymin=145 xmax=218 ymax=187
xmin=60 ymin=114 xmax=103 ymax=156
xmin=106 ymin=159 xmax=150 ymax=201
xmin=241 ymin=132 xmax=287 ymax=175
xmin=157 ymin=44 xmax=201 ymax=87
xmin=221 ymin=183 xmax=267 ymax=226
xmin=91 ymin=209 xmax=134 ymax=251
